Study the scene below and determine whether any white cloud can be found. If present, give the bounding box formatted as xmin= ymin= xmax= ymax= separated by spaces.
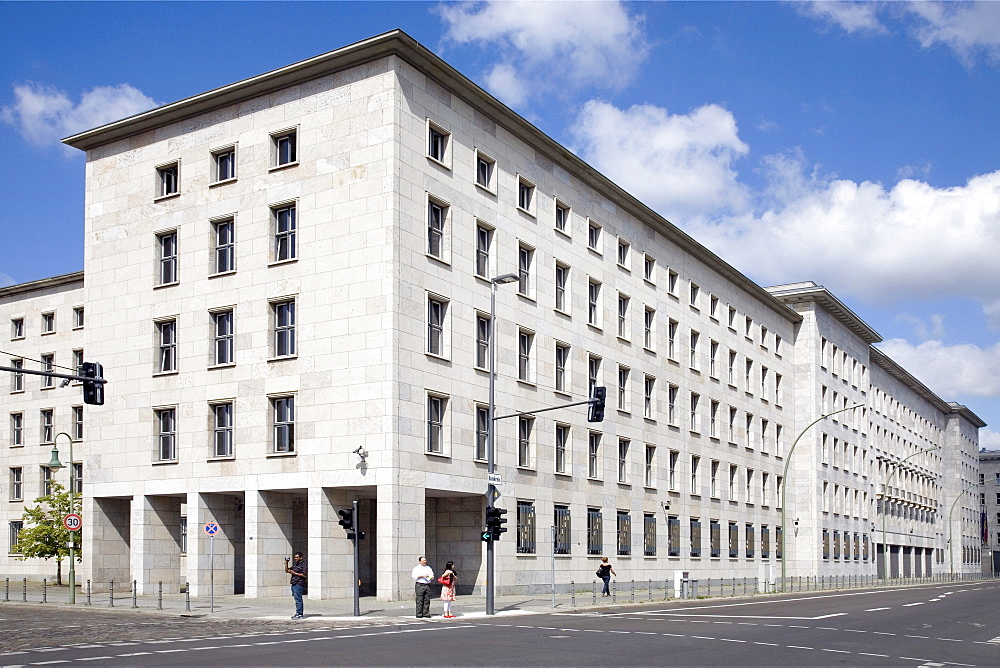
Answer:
xmin=796 ymin=1 xmax=886 ymax=33
xmin=895 ymin=313 xmax=946 ymax=341
xmin=906 ymin=0 xmax=1000 ymax=64
xmin=877 ymin=338 xmax=1000 ymax=398
xmin=438 ymin=0 xmax=648 ymax=106
xmin=1 ymin=82 xmax=156 ymax=149
xmin=569 ymin=101 xmax=750 ymax=220
xmin=980 ymin=428 xmax=1000 ymax=450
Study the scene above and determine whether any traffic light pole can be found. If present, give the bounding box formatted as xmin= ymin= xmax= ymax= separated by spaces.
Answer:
xmin=352 ymin=499 xmax=360 ymax=617
xmin=486 ymin=277 xmax=504 ymax=616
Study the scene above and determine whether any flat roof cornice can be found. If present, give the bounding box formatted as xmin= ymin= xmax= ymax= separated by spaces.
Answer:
xmin=766 ymin=282 xmax=880 ymax=343
xmin=0 ymin=271 xmax=84 ymax=298
xmin=62 ymin=29 xmax=799 ymax=325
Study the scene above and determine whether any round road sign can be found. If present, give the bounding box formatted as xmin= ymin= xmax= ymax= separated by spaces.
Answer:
xmin=64 ymin=513 xmax=82 ymax=531
xmin=204 ymin=521 xmax=220 ymax=536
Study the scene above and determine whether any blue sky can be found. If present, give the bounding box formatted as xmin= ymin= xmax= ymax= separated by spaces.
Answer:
xmin=3 ymin=1 xmax=999 ymax=443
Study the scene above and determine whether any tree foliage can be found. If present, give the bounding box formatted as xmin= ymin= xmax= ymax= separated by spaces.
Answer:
xmin=16 ymin=481 xmax=82 ymax=585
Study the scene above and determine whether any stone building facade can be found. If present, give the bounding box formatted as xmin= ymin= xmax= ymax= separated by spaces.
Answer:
xmin=1 ymin=31 xmax=985 ymax=597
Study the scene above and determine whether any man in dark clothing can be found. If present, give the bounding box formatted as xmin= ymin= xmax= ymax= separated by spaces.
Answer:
xmin=285 ymin=552 xmax=307 ymax=619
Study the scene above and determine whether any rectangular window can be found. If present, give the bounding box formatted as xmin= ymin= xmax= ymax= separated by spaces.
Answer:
xmin=617 ymin=365 xmax=630 ymax=412
xmin=668 ymin=515 xmax=680 ymax=556
xmin=427 ymin=122 xmax=449 ymax=163
xmin=72 ymin=406 xmax=83 ymax=441
xmin=158 ymin=231 xmax=178 ymax=284
xmin=588 ymin=279 xmax=601 ymax=326
xmin=475 ymin=313 xmax=490 ymax=369
xmin=710 ymin=460 xmax=719 ymax=498
xmin=644 ymin=307 xmax=655 ymax=350
xmin=273 ymin=204 xmax=297 ymax=262
xmin=554 ymin=505 xmax=571 ymax=554
xmin=272 ymin=129 xmax=297 ymax=166
xmin=209 ymin=310 xmax=234 ymax=366
xmin=709 ymin=341 xmax=719 ymax=377
xmin=517 ymin=176 xmax=535 ymax=213
xmin=11 ymin=318 xmax=24 ymax=339
xmin=588 ymin=355 xmax=601 ymax=396
xmin=617 ymin=293 xmax=629 ymax=339
xmin=746 ymin=468 xmax=754 ymax=505
xmin=72 ymin=350 xmax=84 ymax=382
xmin=157 ymin=408 xmax=176 ymax=461
xmin=729 ymin=464 xmax=738 ymax=502
xmin=554 ymin=201 xmax=570 ymax=233
xmin=617 ymin=511 xmax=632 ymax=556
xmin=40 ymin=409 xmax=53 ymax=444
xmin=745 ymin=315 xmax=753 ymax=339
xmin=644 ymin=513 xmax=656 ymax=556
xmin=41 ymin=354 xmax=54 ymax=388
xmin=518 ymin=416 xmax=534 ymax=468
xmin=213 ymin=218 xmax=235 ymax=274
xmin=728 ymin=306 xmax=737 ymax=329
xmin=157 ymin=162 xmax=178 ymax=197
xmin=555 ymin=423 xmax=569 ymax=474
xmin=728 ymin=407 xmax=737 ymax=442
xmin=518 ymin=329 xmax=534 ymax=382
xmin=10 ymin=359 xmax=23 ymax=392
xmin=516 ymin=500 xmax=536 ymax=554
xmin=710 ymin=520 xmax=721 ymax=558
xmin=475 ymin=150 xmax=495 ymax=191
xmin=213 ymin=147 xmax=236 ymax=182
xmin=427 ymin=295 xmax=447 ymax=356
xmin=617 ymin=238 xmax=630 ymax=268
xmin=777 ymin=526 xmax=783 ymax=560
xmin=273 ymin=396 xmax=295 ymax=454
xmin=690 ymin=455 xmax=700 ymax=495
xmin=667 ymin=384 xmax=678 ymax=425
xmin=554 ymin=262 xmax=569 ymax=312
xmin=588 ymin=432 xmax=601 ymax=479
xmin=157 ymin=320 xmax=176 ymax=373
xmin=745 ymin=359 xmax=753 ymax=393
xmin=729 ymin=521 xmax=739 ymax=558
xmin=10 ymin=413 xmax=23 ymax=447
xmin=690 ymin=518 xmax=702 ymax=557
xmin=587 ymin=220 xmax=602 ymax=252
xmin=475 ymin=222 xmax=493 ymax=278
xmin=9 ymin=521 xmax=23 ymax=554
xmin=180 ymin=516 xmax=187 ymax=555
xmin=475 ymin=405 xmax=488 ymax=462
xmin=644 ymin=444 xmax=655 ymax=488
xmin=426 ymin=394 xmax=446 ymax=454
xmin=643 ymin=375 xmax=655 ymax=419
xmin=555 ymin=343 xmax=569 ymax=393
xmin=689 ymin=282 xmax=700 ymax=308
xmin=273 ymin=300 xmax=296 ymax=357
xmin=213 ymin=403 xmax=233 ymax=458
xmin=690 ymin=392 xmax=700 ymax=432
xmin=518 ymin=244 xmax=534 ymax=296
xmin=667 ymin=269 xmax=679 ymax=295
xmin=41 ymin=465 xmax=54 ymax=496
xmin=690 ymin=330 xmax=700 ymax=369
xmin=667 ymin=320 xmax=678 ymax=359
xmin=709 ymin=295 xmax=719 ymax=319
xmin=746 ymin=523 xmax=755 ymax=558
xmin=643 ymin=254 xmax=655 ymax=283
xmin=618 ymin=438 xmax=629 ymax=483
xmin=73 ymin=306 xmax=84 ymax=329
xmin=709 ymin=400 xmax=719 ymax=438
xmin=42 ymin=312 xmax=55 ymax=334
xmin=669 ymin=450 xmax=678 ymax=490
xmin=587 ymin=508 xmax=603 ymax=555
xmin=9 ymin=467 xmax=22 ymax=501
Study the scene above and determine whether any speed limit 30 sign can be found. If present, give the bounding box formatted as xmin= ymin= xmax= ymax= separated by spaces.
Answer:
xmin=64 ymin=513 xmax=82 ymax=531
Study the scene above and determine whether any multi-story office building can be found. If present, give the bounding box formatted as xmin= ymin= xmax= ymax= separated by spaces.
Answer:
xmin=979 ymin=450 xmax=1000 ymax=574
xmin=1 ymin=31 xmax=985 ymax=597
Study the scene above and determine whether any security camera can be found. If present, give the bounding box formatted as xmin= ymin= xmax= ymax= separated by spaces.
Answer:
xmin=352 ymin=446 xmax=363 ymax=454
xmin=661 ymin=502 xmax=670 ymax=511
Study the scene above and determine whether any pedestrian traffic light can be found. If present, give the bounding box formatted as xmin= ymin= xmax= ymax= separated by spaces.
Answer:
xmin=481 ymin=528 xmax=492 ymax=542
xmin=485 ymin=506 xmax=508 ymax=540
xmin=80 ymin=362 xmax=104 ymax=406
xmin=587 ymin=386 xmax=606 ymax=423
xmin=338 ymin=507 xmax=354 ymax=533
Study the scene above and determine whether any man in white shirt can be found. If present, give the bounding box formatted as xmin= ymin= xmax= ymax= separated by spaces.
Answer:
xmin=411 ymin=555 xmax=434 ymax=618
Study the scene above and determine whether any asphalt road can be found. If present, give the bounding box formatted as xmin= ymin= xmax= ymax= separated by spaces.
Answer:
xmin=2 ymin=582 xmax=998 ymax=666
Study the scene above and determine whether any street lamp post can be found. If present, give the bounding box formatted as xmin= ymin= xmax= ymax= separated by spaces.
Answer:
xmin=948 ymin=481 xmax=979 ymax=580
xmin=878 ymin=445 xmax=939 ymax=581
xmin=780 ymin=403 xmax=865 ymax=592
xmin=486 ymin=273 xmax=518 ymax=616
xmin=44 ymin=432 xmax=77 ymax=604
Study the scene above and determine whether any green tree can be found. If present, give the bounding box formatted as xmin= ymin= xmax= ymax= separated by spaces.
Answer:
xmin=16 ymin=481 xmax=82 ymax=586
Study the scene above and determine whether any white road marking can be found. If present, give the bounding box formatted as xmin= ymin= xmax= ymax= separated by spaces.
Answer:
xmin=821 ymin=649 xmax=850 ymax=653
xmin=786 ymin=645 xmax=814 ymax=650
xmin=865 ymin=607 xmax=891 ymax=611
xmin=902 ymin=602 xmax=925 ymax=607
xmin=858 ymin=652 xmax=889 ymax=658
xmin=754 ymin=642 xmax=779 ymax=646
xmin=905 ymin=635 xmax=930 ymax=639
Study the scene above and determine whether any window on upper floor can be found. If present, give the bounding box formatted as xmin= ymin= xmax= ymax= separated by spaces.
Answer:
xmin=272 ymin=396 xmax=295 ymax=454
xmin=643 ymin=254 xmax=656 ymax=283
xmin=212 ymin=309 xmax=234 ymax=366
xmin=10 ymin=318 xmax=23 ymax=340
xmin=554 ymin=262 xmax=569 ymax=313
xmin=426 ymin=393 xmax=447 ymax=455
xmin=157 ymin=408 xmax=177 ymax=461
xmin=555 ymin=342 xmax=570 ymax=394
xmin=272 ymin=299 xmax=296 ymax=358
xmin=157 ymin=230 xmax=178 ymax=285
xmin=272 ymin=203 xmax=297 ymax=263
xmin=213 ymin=218 xmax=236 ymax=274
xmin=517 ymin=176 xmax=535 ymax=215
xmin=213 ymin=402 xmax=234 ymax=458
xmin=156 ymin=162 xmax=179 ymax=198
xmin=617 ymin=238 xmax=630 ymax=270
xmin=157 ymin=319 xmax=177 ymax=373
xmin=427 ymin=197 xmax=449 ymax=262
xmin=73 ymin=306 xmax=84 ymax=329
xmin=517 ymin=243 xmax=535 ymax=298
xmin=212 ymin=146 xmax=236 ymax=183
xmin=474 ymin=221 xmax=493 ymax=278
xmin=587 ymin=219 xmax=602 ymax=253
xmin=554 ymin=200 xmax=570 ymax=235
xmin=475 ymin=312 xmax=490 ymax=370
xmin=474 ymin=149 xmax=495 ymax=192
xmin=271 ymin=129 xmax=297 ymax=168
xmin=427 ymin=294 xmax=450 ymax=359
xmin=587 ymin=279 xmax=601 ymax=328
xmin=10 ymin=359 xmax=23 ymax=393
xmin=40 ymin=354 xmax=54 ymax=388
xmin=518 ymin=328 xmax=535 ymax=383
xmin=427 ymin=121 xmax=450 ymax=166
xmin=41 ymin=312 xmax=55 ymax=334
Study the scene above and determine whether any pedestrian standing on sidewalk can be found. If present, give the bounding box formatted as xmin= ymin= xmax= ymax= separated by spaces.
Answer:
xmin=411 ymin=555 xmax=434 ymax=619
xmin=285 ymin=552 xmax=308 ymax=619
xmin=596 ymin=556 xmax=615 ymax=597
xmin=438 ymin=561 xmax=458 ymax=618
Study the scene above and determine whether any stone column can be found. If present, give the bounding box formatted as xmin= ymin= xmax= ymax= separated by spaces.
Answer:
xmin=308 ymin=487 xmax=355 ymax=599
xmin=84 ymin=496 xmax=131 ymax=593
xmin=377 ymin=480 xmax=425 ymax=601
xmin=244 ymin=490 xmax=294 ymax=598
xmin=131 ymin=495 xmax=182 ymax=594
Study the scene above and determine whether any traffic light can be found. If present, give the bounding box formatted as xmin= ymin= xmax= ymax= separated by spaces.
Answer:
xmin=338 ymin=507 xmax=354 ymax=532
xmin=481 ymin=527 xmax=492 ymax=542
xmin=80 ymin=362 xmax=104 ymax=406
xmin=485 ymin=506 xmax=508 ymax=541
xmin=587 ymin=386 xmax=606 ymax=423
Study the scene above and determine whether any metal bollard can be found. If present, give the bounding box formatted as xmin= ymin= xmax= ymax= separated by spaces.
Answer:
xmin=612 ymin=579 xmax=617 ymax=604
xmin=86 ymin=579 xmax=91 ymax=606
xmin=648 ymin=578 xmax=652 ymax=601
xmin=592 ymin=580 xmax=597 ymax=605
xmin=4 ymin=578 xmax=7 ymax=602
xmin=109 ymin=579 xmax=114 ymax=607
xmin=185 ymin=582 xmax=191 ymax=612
xmin=742 ymin=578 xmax=746 ymax=595
xmin=158 ymin=581 xmax=163 ymax=610
xmin=42 ymin=578 xmax=47 ymax=603
xmin=571 ymin=580 xmax=575 ymax=607
xmin=132 ymin=580 xmax=138 ymax=608
xmin=22 ymin=578 xmax=27 ymax=602
xmin=630 ymin=579 xmax=635 ymax=603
